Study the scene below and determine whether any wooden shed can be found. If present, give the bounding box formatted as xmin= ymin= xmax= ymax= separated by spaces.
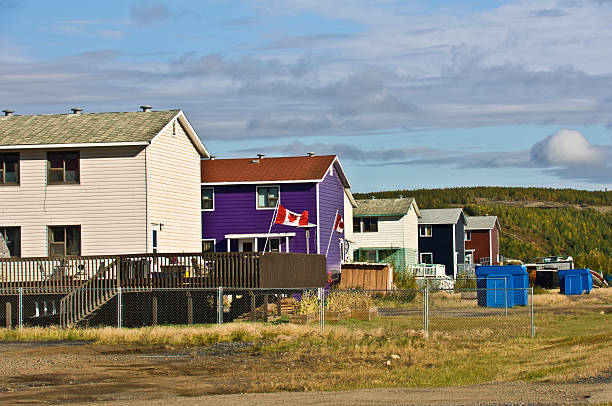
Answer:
xmin=339 ymin=262 xmax=393 ymax=290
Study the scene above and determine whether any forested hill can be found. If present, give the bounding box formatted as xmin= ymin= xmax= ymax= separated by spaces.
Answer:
xmin=354 ymin=186 xmax=612 ymax=208
xmin=353 ymin=187 xmax=612 ymax=273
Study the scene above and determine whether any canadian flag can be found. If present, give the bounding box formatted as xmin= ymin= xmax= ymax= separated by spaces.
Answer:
xmin=275 ymin=204 xmax=309 ymax=227
xmin=333 ymin=212 xmax=344 ymax=233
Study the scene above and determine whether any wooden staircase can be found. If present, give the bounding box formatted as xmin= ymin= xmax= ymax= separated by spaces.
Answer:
xmin=60 ymin=260 xmax=120 ymax=328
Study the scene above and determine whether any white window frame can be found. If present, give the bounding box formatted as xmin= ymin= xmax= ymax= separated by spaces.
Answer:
xmin=420 ymin=225 xmax=432 ymax=237
xmin=465 ymin=230 xmax=471 ymax=241
xmin=201 ymin=186 xmax=215 ymax=211
xmin=256 ymin=185 xmax=280 ymax=210
xmin=420 ymin=252 xmax=433 ymax=264
xmin=202 ymin=238 xmax=216 ymax=253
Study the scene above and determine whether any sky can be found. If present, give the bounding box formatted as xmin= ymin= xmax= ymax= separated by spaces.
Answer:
xmin=1 ymin=0 xmax=612 ymax=193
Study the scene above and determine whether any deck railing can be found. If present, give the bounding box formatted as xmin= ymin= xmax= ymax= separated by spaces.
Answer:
xmin=0 ymin=252 xmax=327 ymax=293
xmin=409 ymin=264 xmax=446 ymax=278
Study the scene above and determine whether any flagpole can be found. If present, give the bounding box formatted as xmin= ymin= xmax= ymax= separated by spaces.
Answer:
xmin=325 ymin=209 xmax=338 ymax=257
xmin=262 ymin=201 xmax=280 ymax=254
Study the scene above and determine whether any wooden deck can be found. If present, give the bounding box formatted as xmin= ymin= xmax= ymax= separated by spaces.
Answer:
xmin=0 ymin=252 xmax=327 ymax=293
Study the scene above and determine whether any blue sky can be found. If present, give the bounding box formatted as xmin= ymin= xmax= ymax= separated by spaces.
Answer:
xmin=1 ymin=0 xmax=612 ymax=192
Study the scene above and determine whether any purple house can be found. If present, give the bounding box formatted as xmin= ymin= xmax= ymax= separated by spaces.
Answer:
xmin=201 ymin=154 xmax=352 ymax=274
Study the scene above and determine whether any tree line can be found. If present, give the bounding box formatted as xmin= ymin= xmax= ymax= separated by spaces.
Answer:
xmin=354 ymin=187 xmax=612 ymax=274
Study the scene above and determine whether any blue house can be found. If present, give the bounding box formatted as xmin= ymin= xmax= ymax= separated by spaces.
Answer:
xmin=418 ymin=208 xmax=467 ymax=278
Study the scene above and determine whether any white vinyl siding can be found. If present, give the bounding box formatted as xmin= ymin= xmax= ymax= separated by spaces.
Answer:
xmin=351 ymin=215 xmax=404 ymax=249
xmin=146 ymin=119 xmax=202 ymax=253
xmin=0 ymin=147 xmax=147 ymax=256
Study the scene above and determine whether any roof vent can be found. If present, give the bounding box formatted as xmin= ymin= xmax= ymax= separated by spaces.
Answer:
xmin=370 ymin=196 xmax=376 ymax=200
xmin=209 ymin=155 xmax=216 ymax=160
xmin=307 ymin=152 xmax=315 ymax=157
xmin=398 ymin=195 xmax=403 ymax=199
xmin=257 ymin=153 xmax=265 ymax=159
xmin=2 ymin=110 xmax=14 ymax=117
xmin=140 ymin=105 xmax=152 ymax=112
xmin=251 ymin=159 xmax=259 ymax=164
xmin=70 ymin=107 xmax=83 ymax=114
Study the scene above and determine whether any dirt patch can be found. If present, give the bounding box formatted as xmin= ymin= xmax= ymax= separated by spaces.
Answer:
xmin=0 ymin=341 xmax=610 ymax=405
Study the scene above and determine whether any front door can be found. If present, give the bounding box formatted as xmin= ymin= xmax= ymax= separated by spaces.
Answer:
xmin=239 ymin=239 xmax=255 ymax=252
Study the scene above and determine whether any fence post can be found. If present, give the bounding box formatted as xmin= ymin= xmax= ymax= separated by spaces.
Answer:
xmin=504 ymin=278 xmax=508 ymax=317
xmin=186 ymin=292 xmax=193 ymax=325
xmin=217 ymin=287 xmax=223 ymax=325
xmin=530 ymin=287 xmax=534 ymax=338
xmin=424 ymin=286 xmax=429 ymax=335
xmin=318 ymin=287 xmax=324 ymax=335
xmin=117 ymin=286 xmax=122 ymax=328
xmin=5 ymin=302 xmax=11 ymax=329
xmin=18 ymin=288 xmax=23 ymax=331
xmin=250 ymin=290 xmax=256 ymax=322
xmin=152 ymin=296 xmax=158 ymax=326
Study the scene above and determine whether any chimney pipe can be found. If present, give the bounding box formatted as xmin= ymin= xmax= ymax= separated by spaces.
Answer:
xmin=257 ymin=153 xmax=265 ymax=159
xmin=2 ymin=110 xmax=14 ymax=117
xmin=140 ymin=105 xmax=152 ymax=112
xmin=70 ymin=107 xmax=83 ymax=114
xmin=307 ymin=152 xmax=315 ymax=157
xmin=209 ymin=155 xmax=216 ymax=160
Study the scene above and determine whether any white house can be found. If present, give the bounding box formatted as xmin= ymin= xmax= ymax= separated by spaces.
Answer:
xmin=350 ymin=197 xmax=420 ymax=269
xmin=0 ymin=106 xmax=209 ymax=257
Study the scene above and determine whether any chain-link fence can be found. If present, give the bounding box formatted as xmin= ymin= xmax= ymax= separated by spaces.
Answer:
xmin=0 ymin=281 xmax=534 ymax=338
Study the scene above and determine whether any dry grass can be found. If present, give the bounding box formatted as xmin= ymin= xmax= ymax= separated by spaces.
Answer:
xmin=0 ymin=290 xmax=610 ymax=392
xmin=533 ymin=287 xmax=612 ymax=307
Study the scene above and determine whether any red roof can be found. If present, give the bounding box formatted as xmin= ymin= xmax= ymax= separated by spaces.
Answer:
xmin=201 ymin=155 xmax=338 ymax=183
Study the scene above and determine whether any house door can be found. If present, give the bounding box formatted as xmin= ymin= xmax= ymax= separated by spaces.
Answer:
xmin=239 ymin=239 xmax=255 ymax=252
xmin=465 ymin=251 xmax=474 ymax=265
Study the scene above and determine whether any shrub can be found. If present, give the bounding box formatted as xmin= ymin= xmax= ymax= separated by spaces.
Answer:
xmin=294 ymin=291 xmax=320 ymax=314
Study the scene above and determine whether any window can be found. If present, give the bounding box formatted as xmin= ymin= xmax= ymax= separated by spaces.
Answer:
xmin=152 ymin=229 xmax=158 ymax=254
xmin=378 ymin=249 xmax=393 ymax=262
xmin=269 ymin=238 xmax=281 ymax=252
xmin=353 ymin=217 xmax=361 ymax=233
xmin=201 ymin=187 xmax=214 ymax=210
xmin=420 ymin=225 xmax=432 ymax=237
xmin=420 ymin=252 xmax=433 ymax=264
xmin=0 ymin=227 xmax=20 ymax=257
xmin=363 ymin=217 xmax=378 ymax=232
xmin=47 ymin=152 xmax=79 ymax=184
xmin=257 ymin=186 xmax=279 ymax=208
xmin=202 ymin=240 xmax=215 ymax=253
xmin=465 ymin=231 xmax=471 ymax=241
xmin=48 ymin=226 xmax=81 ymax=256
xmin=0 ymin=153 xmax=19 ymax=185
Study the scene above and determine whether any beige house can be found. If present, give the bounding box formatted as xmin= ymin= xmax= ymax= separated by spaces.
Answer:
xmin=0 ymin=107 xmax=209 ymax=257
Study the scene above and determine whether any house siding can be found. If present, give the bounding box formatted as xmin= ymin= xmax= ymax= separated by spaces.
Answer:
xmin=466 ymin=229 xmax=491 ymax=264
xmin=147 ymin=118 xmax=202 ymax=253
xmin=318 ymin=163 xmax=345 ymax=273
xmin=343 ymin=190 xmax=354 ymax=261
xmin=418 ymin=224 xmax=454 ymax=276
xmin=491 ymin=226 xmax=499 ymax=263
xmin=0 ymin=147 xmax=147 ymax=257
xmin=404 ymin=206 xmax=419 ymax=265
xmin=455 ymin=219 xmax=465 ymax=275
xmin=202 ymin=182 xmax=317 ymax=255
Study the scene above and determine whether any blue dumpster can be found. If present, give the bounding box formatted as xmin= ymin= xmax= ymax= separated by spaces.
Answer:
xmin=559 ymin=269 xmax=592 ymax=295
xmin=475 ymin=265 xmax=529 ymax=307
xmin=475 ymin=266 xmax=515 ymax=308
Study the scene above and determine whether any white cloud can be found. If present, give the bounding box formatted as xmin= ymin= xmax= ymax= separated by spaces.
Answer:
xmin=530 ymin=129 xmax=606 ymax=166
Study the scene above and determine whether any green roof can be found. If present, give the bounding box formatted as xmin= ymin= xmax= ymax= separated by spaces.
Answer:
xmin=0 ymin=110 xmax=180 ymax=147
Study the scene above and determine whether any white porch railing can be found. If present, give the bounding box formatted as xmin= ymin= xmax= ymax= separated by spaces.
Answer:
xmin=409 ymin=264 xmax=446 ymax=278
